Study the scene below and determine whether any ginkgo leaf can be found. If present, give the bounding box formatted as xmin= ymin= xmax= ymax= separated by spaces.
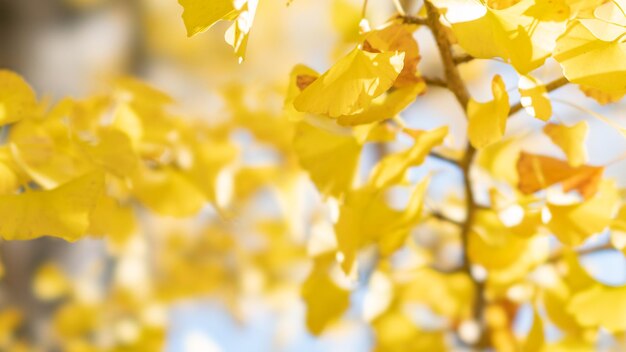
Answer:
xmin=337 ymin=82 xmax=425 ymax=126
xmin=178 ymin=0 xmax=235 ymax=37
xmin=178 ymin=0 xmax=257 ymax=61
xmin=224 ymin=0 xmax=258 ymax=62
xmin=362 ymin=23 xmax=423 ymax=88
xmin=579 ymin=85 xmax=626 ymax=105
xmin=0 ymin=70 xmax=38 ymax=125
xmin=131 ymin=166 xmax=206 ymax=217
xmin=293 ymin=48 xmax=404 ymax=118
xmin=401 ymin=268 xmax=475 ymax=320
xmin=543 ymin=122 xmax=588 ymax=167
xmin=80 ymin=128 xmax=139 ymax=177
xmin=517 ymin=152 xmax=603 ymax=199
xmin=33 ymin=264 xmax=70 ymax=301
xmin=477 ymin=137 xmax=521 ymax=185
xmin=468 ymin=210 xmax=548 ymax=282
xmin=373 ymin=310 xmax=447 ymax=352
xmin=0 ymin=146 xmax=27 ymax=195
xmin=523 ymin=309 xmax=545 ymax=352
xmin=0 ymin=171 xmax=104 ymax=241
xmin=301 ymin=253 xmax=350 ymax=335
xmin=568 ymin=284 xmax=626 ymax=332
xmin=468 ymin=75 xmax=510 ymax=149
xmin=369 ymin=126 xmax=447 ymax=189
xmin=554 ymin=3 xmax=626 ymax=92
xmin=335 ymin=178 xmax=429 ymax=274
xmin=88 ymin=192 xmax=136 ymax=247
xmin=436 ymin=0 xmax=567 ymax=74
xmin=519 ymin=75 xmax=552 ymax=121
xmin=293 ymin=121 xmax=361 ymax=197
xmin=9 ymin=115 xmax=95 ymax=188
xmin=547 ymin=180 xmax=618 ymax=246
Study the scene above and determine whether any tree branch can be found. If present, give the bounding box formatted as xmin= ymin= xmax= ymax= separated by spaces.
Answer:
xmin=400 ymin=15 xmax=428 ymax=26
xmin=547 ymin=242 xmax=614 ymax=263
xmin=424 ymin=2 xmax=485 ymax=345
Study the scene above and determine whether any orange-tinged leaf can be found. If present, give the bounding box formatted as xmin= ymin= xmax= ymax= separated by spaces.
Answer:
xmin=516 ymin=152 xmax=603 ymax=198
xmin=362 ymin=23 xmax=423 ymax=88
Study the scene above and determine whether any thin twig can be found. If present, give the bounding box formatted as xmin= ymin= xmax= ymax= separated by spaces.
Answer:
xmin=429 ymin=151 xmax=461 ymax=167
xmin=400 ymin=15 xmax=428 ymax=26
xmin=547 ymin=242 xmax=614 ymax=263
xmin=509 ymin=76 xmax=570 ymax=116
xmin=429 ymin=211 xmax=464 ymax=227
xmin=424 ymin=76 xmax=448 ymax=88
xmin=454 ymin=53 xmax=474 ymax=65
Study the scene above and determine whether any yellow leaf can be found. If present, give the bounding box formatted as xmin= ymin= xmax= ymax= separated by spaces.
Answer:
xmin=80 ymin=128 xmax=139 ymax=177
xmin=0 ymin=171 xmax=104 ymax=241
xmin=9 ymin=116 xmax=94 ymax=188
xmin=33 ymin=264 xmax=70 ymax=301
xmin=301 ymin=253 xmax=350 ymax=335
xmin=468 ymin=75 xmax=510 ymax=149
xmin=177 ymin=0 xmax=235 ymax=37
xmin=293 ymin=121 xmax=361 ymax=197
xmin=468 ymin=210 xmax=548 ymax=282
xmin=580 ymin=85 xmax=626 ymax=105
xmin=88 ymin=193 xmax=136 ymax=246
xmin=369 ymin=126 xmax=447 ymax=189
xmin=293 ymin=48 xmax=404 ymax=118
xmin=477 ymin=137 xmax=520 ymax=185
xmin=568 ymin=284 xmax=626 ymax=332
xmin=335 ymin=178 xmax=429 ymax=273
xmin=554 ymin=5 xmax=626 ymax=92
xmin=401 ymin=269 xmax=475 ymax=319
xmin=373 ymin=310 xmax=447 ymax=352
xmin=0 ymin=146 xmax=27 ymax=195
xmin=0 ymin=70 xmax=38 ymax=125
xmin=337 ymin=82 xmax=425 ymax=126
xmin=519 ymin=75 xmax=552 ymax=121
xmin=224 ymin=0 xmax=258 ymax=62
xmin=524 ymin=0 xmax=570 ymax=21
xmin=548 ymin=180 xmax=619 ymax=246
xmin=438 ymin=0 xmax=567 ymax=74
xmin=131 ymin=166 xmax=206 ymax=217
xmin=523 ymin=309 xmax=545 ymax=352
xmin=543 ymin=122 xmax=588 ymax=167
